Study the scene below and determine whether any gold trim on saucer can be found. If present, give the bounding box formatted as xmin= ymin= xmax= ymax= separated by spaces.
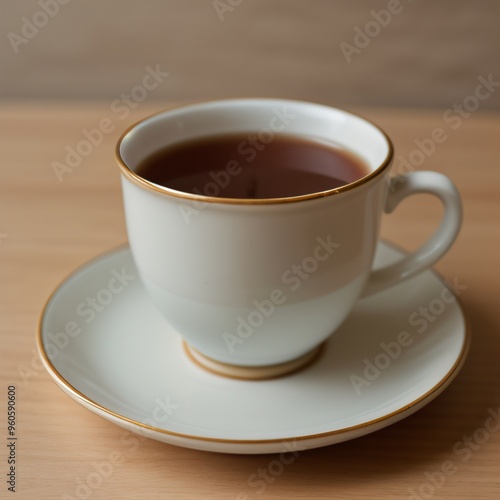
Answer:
xmin=36 ymin=244 xmax=471 ymax=447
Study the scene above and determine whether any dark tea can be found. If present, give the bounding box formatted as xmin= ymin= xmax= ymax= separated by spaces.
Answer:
xmin=135 ymin=133 xmax=369 ymax=199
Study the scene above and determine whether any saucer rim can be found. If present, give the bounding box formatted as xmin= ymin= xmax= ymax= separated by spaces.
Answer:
xmin=36 ymin=242 xmax=470 ymax=446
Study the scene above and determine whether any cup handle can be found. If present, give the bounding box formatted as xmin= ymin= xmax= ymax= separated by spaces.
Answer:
xmin=361 ymin=171 xmax=462 ymax=298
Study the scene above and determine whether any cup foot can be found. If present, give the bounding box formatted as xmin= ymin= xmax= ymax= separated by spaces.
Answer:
xmin=183 ymin=342 xmax=324 ymax=380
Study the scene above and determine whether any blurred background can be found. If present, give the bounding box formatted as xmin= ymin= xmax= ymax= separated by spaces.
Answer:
xmin=1 ymin=0 xmax=499 ymax=110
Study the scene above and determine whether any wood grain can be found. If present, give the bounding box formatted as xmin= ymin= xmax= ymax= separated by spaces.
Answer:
xmin=1 ymin=102 xmax=499 ymax=499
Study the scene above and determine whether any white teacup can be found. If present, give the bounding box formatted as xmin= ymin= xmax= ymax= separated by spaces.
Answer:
xmin=116 ymin=99 xmax=462 ymax=379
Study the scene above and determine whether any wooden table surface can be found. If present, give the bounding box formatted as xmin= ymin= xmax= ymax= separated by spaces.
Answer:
xmin=1 ymin=102 xmax=499 ymax=499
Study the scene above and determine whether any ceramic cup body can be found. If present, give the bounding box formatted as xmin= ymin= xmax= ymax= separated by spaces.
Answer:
xmin=117 ymin=99 xmax=461 ymax=368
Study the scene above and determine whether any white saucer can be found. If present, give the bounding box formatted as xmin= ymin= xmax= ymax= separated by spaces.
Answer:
xmin=37 ymin=242 xmax=469 ymax=454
